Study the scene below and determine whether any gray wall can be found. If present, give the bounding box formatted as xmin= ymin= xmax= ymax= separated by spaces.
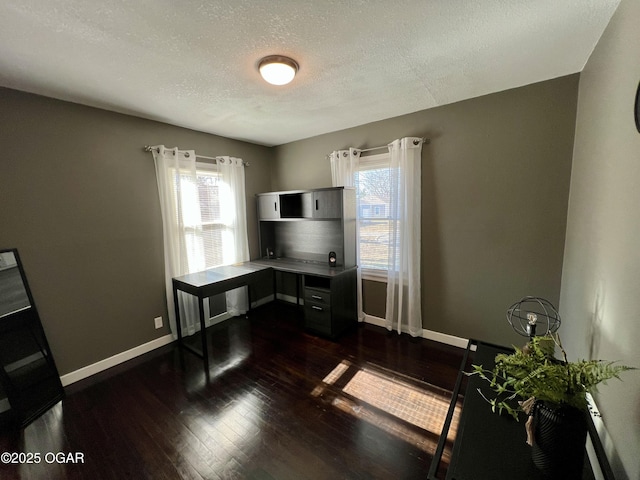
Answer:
xmin=560 ymin=1 xmax=640 ymax=478
xmin=274 ymin=75 xmax=579 ymax=346
xmin=0 ymin=75 xmax=579 ymax=377
xmin=0 ymin=88 xmax=273 ymax=375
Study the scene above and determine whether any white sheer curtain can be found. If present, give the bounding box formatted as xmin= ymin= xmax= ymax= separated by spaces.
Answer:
xmin=385 ymin=137 xmax=423 ymax=336
xmin=153 ymin=146 xmax=205 ymax=337
xmin=329 ymin=148 xmax=364 ymax=322
xmin=152 ymin=147 xmax=250 ymax=338
xmin=216 ymin=155 xmax=250 ymax=316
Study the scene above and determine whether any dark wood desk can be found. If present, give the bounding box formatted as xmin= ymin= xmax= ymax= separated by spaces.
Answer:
xmin=428 ymin=340 xmax=614 ymax=480
xmin=172 ymin=260 xmax=356 ymax=372
xmin=249 ymin=258 xmax=353 ymax=278
xmin=172 ymin=263 xmax=272 ymax=372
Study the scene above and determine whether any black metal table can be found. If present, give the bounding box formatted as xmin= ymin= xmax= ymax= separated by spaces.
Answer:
xmin=172 ymin=263 xmax=272 ymax=372
xmin=428 ymin=339 xmax=613 ymax=480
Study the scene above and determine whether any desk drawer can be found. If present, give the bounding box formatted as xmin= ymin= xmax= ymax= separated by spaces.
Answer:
xmin=304 ymin=287 xmax=331 ymax=306
xmin=304 ymin=303 xmax=331 ymax=334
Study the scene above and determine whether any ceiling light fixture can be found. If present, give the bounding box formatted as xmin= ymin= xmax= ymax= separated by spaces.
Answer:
xmin=258 ymin=55 xmax=299 ymax=86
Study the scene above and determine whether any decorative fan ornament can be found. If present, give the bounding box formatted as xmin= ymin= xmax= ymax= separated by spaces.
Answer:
xmin=506 ymin=296 xmax=561 ymax=339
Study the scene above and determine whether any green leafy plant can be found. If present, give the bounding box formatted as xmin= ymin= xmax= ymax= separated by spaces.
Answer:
xmin=467 ymin=333 xmax=635 ymax=420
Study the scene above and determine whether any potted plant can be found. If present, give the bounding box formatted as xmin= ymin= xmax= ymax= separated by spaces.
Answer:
xmin=467 ymin=333 xmax=634 ymax=478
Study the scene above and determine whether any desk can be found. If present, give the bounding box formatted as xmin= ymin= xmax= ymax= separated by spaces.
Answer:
xmin=249 ymin=258 xmax=353 ymax=278
xmin=172 ymin=263 xmax=272 ymax=372
xmin=428 ymin=340 xmax=613 ymax=480
xmin=172 ymin=260 xmax=356 ymax=372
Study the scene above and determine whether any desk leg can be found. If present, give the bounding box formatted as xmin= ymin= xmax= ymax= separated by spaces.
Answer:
xmin=173 ymin=282 xmax=183 ymax=345
xmin=199 ymin=296 xmax=209 ymax=373
xmin=246 ymin=285 xmax=251 ymax=317
xmin=272 ymin=269 xmax=277 ymax=301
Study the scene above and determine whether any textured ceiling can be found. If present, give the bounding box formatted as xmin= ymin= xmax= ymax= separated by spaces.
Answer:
xmin=0 ymin=0 xmax=621 ymax=146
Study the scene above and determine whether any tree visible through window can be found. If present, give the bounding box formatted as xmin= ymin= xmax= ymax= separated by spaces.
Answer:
xmin=356 ymin=153 xmax=394 ymax=274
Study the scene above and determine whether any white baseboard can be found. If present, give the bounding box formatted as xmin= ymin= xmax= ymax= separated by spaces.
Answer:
xmin=60 ymin=334 xmax=175 ymax=387
xmin=363 ymin=314 xmax=386 ymax=328
xmin=275 ymin=293 xmax=301 ymax=305
xmin=363 ymin=314 xmax=468 ymax=349
xmin=3 ymin=337 xmax=175 ymax=411
xmin=208 ymin=311 xmax=232 ymax=326
xmin=57 ymin=307 xmax=464 ymax=389
xmin=58 ymin=304 xmax=268 ymax=388
xmin=422 ymin=329 xmax=469 ymax=349
xmin=253 ymin=294 xmax=275 ymax=308
xmin=585 ymin=393 xmax=612 ymax=480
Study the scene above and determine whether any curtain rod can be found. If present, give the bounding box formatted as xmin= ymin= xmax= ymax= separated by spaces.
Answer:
xmin=143 ymin=145 xmax=250 ymax=167
xmin=359 ymin=136 xmax=430 ymax=153
xmin=324 ymin=136 xmax=431 ymax=159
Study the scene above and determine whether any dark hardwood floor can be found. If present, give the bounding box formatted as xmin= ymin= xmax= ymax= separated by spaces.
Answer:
xmin=0 ymin=303 xmax=464 ymax=480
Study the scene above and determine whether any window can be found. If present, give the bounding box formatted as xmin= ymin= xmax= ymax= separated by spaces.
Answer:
xmin=174 ymin=162 xmax=230 ymax=271
xmin=195 ymin=164 xmax=227 ymax=269
xmin=356 ymin=153 xmax=393 ymax=278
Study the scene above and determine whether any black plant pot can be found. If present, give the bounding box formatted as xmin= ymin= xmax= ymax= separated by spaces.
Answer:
xmin=531 ymin=401 xmax=588 ymax=479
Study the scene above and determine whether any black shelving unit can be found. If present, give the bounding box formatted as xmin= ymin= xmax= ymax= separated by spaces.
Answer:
xmin=0 ymin=248 xmax=64 ymax=428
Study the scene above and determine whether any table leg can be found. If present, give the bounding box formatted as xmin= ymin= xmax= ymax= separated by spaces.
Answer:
xmin=246 ymin=285 xmax=252 ymax=317
xmin=199 ymin=296 xmax=209 ymax=373
xmin=173 ymin=282 xmax=183 ymax=345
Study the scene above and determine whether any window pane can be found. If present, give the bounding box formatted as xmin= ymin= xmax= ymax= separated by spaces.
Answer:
xmin=173 ymin=166 xmax=229 ymax=271
xmin=359 ymin=219 xmax=390 ymax=270
xmin=196 ymin=170 xmax=225 ymax=268
xmin=197 ymin=172 xmax=221 ymax=223
xmin=201 ymin=225 xmax=224 ymax=268
xmin=175 ymin=173 xmax=201 ymax=227
xmin=356 ymin=166 xmax=392 ymax=271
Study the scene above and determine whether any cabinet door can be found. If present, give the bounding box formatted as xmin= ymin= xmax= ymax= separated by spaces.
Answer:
xmin=257 ymin=194 xmax=280 ymax=219
xmin=312 ymin=190 xmax=342 ymax=219
xmin=300 ymin=192 xmax=314 ymax=218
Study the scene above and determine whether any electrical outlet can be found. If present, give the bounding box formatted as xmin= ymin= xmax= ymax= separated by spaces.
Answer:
xmin=154 ymin=316 xmax=163 ymax=329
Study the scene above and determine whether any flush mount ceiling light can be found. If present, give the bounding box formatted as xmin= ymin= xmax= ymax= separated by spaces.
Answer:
xmin=258 ymin=55 xmax=299 ymax=86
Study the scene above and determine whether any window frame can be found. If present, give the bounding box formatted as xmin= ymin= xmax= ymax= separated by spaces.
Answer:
xmin=357 ymin=152 xmax=391 ymax=282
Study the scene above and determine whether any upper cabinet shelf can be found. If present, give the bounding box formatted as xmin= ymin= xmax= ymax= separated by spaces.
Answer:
xmin=256 ymin=187 xmax=356 ymax=267
xmin=257 ymin=187 xmax=346 ymax=220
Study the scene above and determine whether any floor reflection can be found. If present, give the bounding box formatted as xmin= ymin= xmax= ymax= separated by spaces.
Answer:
xmin=182 ymin=320 xmax=252 ymax=392
xmin=183 ymin=390 xmax=264 ymax=472
xmin=20 ymin=402 xmax=66 ymax=478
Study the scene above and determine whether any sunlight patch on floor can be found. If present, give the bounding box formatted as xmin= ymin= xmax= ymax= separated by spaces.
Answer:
xmin=311 ymin=359 xmax=351 ymax=396
xmin=343 ymin=368 xmax=458 ymax=439
xmin=312 ymin=360 xmax=461 ymax=456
